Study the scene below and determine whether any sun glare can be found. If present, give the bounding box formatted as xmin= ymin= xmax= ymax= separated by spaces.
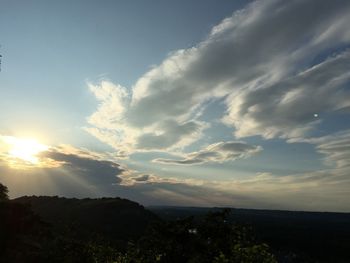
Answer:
xmin=3 ymin=136 xmax=48 ymax=164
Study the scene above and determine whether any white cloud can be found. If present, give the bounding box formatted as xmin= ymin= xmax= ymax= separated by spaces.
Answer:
xmin=85 ymin=80 xmax=208 ymax=154
xmin=87 ymin=81 xmax=129 ymax=130
xmin=85 ymin=0 xmax=350 ymax=155
xmin=295 ymin=130 xmax=350 ymax=170
xmin=224 ymin=51 xmax=350 ymax=139
xmin=153 ymin=141 xmax=262 ymax=165
xmin=135 ymin=120 xmax=207 ymax=151
xmin=77 ymin=0 xmax=350 ymax=210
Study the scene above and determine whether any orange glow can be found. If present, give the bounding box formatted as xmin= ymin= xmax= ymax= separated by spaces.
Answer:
xmin=1 ymin=136 xmax=60 ymax=169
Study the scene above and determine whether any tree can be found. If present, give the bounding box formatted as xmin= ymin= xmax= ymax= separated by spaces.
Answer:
xmin=118 ymin=209 xmax=277 ymax=263
xmin=0 ymin=183 xmax=8 ymax=200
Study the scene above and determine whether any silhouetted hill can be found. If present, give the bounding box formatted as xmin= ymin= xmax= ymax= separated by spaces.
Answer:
xmin=13 ymin=196 xmax=159 ymax=244
xmin=5 ymin=194 xmax=350 ymax=262
xmin=2 ymin=197 xmax=277 ymax=263
xmin=150 ymin=206 xmax=350 ymax=262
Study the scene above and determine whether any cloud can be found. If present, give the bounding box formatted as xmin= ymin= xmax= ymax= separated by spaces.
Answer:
xmin=0 ymin=135 xmax=127 ymax=186
xmin=40 ymin=145 xmax=125 ymax=185
xmin=135 ymin=120 xmax=207 ymax=150
xmin=294 ymin=130 xmax=350 ymax=170
xmin=115 ymin=168 xmax=350 ymax=211
xmin=120 ymin=130 xmax=350 ymax=211
xmin=223 ymin=51 xmax=350 ymax=139
xmin=119 ymin=172 xmax=205 ymax=187
xmin=0 ymin=135 xmax=60 ymax=169
xmin=87 ymin=81 xmax=129 ymax=131
xmin=85 ymin=0 xmax=350 ymax=155
xmin=3 ymin=1 xmax=350 ymax=211
xmin=153 ymin=141 xmax=262 ymax=165
xmin=85 ymin=81 xmax=208 ymax=154
xmin=314 ymin=132 xmax=350 ymax=170
xmin=1 ymin=136 xmax=349 ymax=211
xmin=0 ymin=138 xmax=132 ymax=197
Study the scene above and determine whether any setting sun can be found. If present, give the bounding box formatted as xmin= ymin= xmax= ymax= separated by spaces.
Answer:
xmin=3 ymin=136 xmax=48 ymax=164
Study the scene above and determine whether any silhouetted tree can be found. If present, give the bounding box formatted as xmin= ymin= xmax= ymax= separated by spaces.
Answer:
xmin=0 ymin=182 xmax=9 ymax=200
xmin=118 ymin=209 xmax=277 ymax=263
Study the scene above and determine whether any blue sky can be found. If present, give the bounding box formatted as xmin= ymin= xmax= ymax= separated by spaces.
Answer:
xmin=1 ymin=0 xmax=350 ymax=212
xmin=0 ymin=0 xmax=247 ymax=146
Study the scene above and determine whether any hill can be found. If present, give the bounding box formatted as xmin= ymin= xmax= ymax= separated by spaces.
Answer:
xmin=13 ymin=196 xmax=158 ymax=243
xmin=2 ymin=197 xmax=278 ymax=263
xmin=5 ymin=195 xmax=350 ymax=262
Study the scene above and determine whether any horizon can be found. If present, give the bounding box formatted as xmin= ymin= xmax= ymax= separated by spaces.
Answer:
xmin=1 ymin=0 xmax=350 ymax=213
xmin=11 ymin=194 xmax=350 ymax=214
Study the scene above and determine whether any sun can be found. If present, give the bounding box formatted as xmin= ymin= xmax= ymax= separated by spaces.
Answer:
xmin=3 ymin=136 xmax=48 ymax=164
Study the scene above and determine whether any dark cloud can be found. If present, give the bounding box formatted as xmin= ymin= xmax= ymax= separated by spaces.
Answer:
xmin=40 ymin=148 xmax=124 ymax=185
xmin=132 ymin=174 xmax=151 ymax=182
xmin=153 ymin=141 xmax=262 ymax=165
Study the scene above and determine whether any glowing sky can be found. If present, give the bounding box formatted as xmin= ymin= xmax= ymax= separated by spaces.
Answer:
xmin=1 ymin=0 xmax=350 ymax=212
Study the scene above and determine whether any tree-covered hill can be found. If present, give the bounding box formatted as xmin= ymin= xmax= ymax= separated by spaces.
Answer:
xmin=5 ymin=183 xmax=350 ymax=262
xmin=1 ymin=183 xmax=277 ymax=263
xmin=13 ymin=195 xmax=158 ymax=243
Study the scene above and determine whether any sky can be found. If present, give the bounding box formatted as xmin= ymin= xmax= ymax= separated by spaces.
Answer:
xmin=0 ymin=0 xmax=350 ymax=212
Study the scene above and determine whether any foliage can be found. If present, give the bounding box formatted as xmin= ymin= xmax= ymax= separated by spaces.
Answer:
xmin=118 ymin=209 xmax=277 ymax=263
xmin=152 ymin=207 xmax=350 ymax=262
xmin=1 ymin=184 xmax=277 ymax=262
xmin=0 ymin=182 xmax=9 ymax=200
xmin=40 ymin=234 xmax=122 ymax=263
xmin=0 ymin=200 xmax=48 ymax=262
xmin=14 ymin=195 xmax=158 ymax=243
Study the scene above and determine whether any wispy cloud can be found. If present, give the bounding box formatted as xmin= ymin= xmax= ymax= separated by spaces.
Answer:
xmin=224 ymin=51 xmax=350 ymax=139
xmin=292 ymin=130 xmax=350 ymax=170
xmin=153 ymin=141 xmax=261 ymax=165
xmin=78 ymin=0 xmax=350 ymax=211
xmin=85 ymin=0 xmax=350 ymax=156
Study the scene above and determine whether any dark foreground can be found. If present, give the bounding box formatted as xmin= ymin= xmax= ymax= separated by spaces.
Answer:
xmin=1 ymin=194 xmax=349 ymax=262
xmin=150 ymin=206 xmax=350 ymax=263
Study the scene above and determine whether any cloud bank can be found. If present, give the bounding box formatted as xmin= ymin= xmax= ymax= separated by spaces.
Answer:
xmin=0 ymin=134 xmax=350 ymax=211
xmin=86 ymin=0 xmax=350 ymax=156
